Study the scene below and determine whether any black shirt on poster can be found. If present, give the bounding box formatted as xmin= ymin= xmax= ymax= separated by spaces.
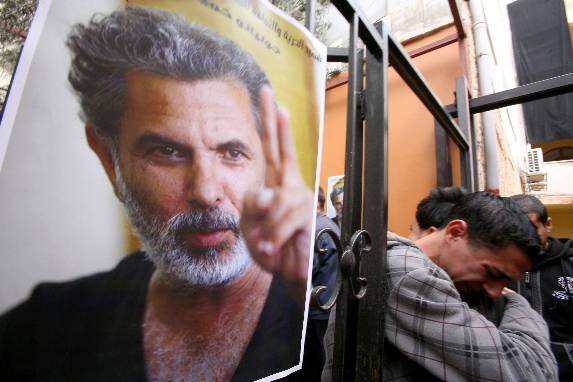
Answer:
xmin=0 ymin=252 xmax=304 ymax=381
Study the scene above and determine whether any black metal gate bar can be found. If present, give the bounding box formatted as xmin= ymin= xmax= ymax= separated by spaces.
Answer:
xmin=325 ymin=1 xmax=469 ymax=381
xmin=456 ymin=77 xmax=475 ymax=191
xmin=327 ymin=47 xmax=350 ymax=63
xmin=354 ymin=20 xmax=389 ymax=381
xmin=446 ymin=72 xmax=573 ymax=117
xmin=331 ymin=0 xmax=464 ymax=151
xmin=435 ymin=120 xmax=453 ymax=187
xmin=387 ymin=34 xmax=468 ymax=151
xmin=447 ymin=0 xmax=465 ymax=39
xmin=333 ymin=12 xmax=364 ymax=382
xmin=469 ymin=115 xmax=480 ymax=191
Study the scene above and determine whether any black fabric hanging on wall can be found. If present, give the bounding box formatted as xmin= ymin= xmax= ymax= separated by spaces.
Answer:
xmin=508 ymin=0 xmax=573 ymax=144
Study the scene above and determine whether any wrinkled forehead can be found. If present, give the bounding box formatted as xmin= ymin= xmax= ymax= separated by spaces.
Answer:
xmin=120 ymin=71 xmax=260 ymax=137
xmin=121 ymin=70 xmax=260 ymax=127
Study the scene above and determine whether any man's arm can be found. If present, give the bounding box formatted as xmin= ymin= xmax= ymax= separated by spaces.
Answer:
xmin=322 ymin=267 xmax=558 ymax=382
xmin=385 ymin=265 xmax=557 ymax=381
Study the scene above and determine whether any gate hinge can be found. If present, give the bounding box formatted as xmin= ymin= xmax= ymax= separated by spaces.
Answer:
xmin=359 ymin=89 xmax=366 ymax=120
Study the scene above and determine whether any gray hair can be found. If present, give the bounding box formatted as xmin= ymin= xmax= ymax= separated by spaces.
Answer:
xmin=67 ymin=5 xmax=269 ymax=142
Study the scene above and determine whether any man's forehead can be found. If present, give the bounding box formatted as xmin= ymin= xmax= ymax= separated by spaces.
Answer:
xmin=119 ymin=71 xmax=258 ymax=137
xmin=492 ymin=244 xmax=531 ymax=274
xmin=124 ymin=71 xmax=249 ymax=103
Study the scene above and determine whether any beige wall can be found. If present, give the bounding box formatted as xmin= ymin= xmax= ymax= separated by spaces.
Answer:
xmin=548 ymin=204 xmax=573 ymax=239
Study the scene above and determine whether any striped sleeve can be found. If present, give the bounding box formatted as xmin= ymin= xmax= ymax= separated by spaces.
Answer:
xmin=385 ymin=256 xmax=558 ymax=381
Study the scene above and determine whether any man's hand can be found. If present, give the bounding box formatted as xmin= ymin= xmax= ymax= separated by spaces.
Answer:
xmin=240 ymin=85 xmax=313 ymax=304
xmin=501 ymin=287 xmax=515 ymax=295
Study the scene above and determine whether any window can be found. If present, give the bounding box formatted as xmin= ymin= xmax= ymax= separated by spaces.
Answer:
xmin=544 ymin=146 xmax=573 ymax=161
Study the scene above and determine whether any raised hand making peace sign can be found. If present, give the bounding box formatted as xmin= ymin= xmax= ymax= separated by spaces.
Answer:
xmin=240 ymin=85 xmax=314 ymax=304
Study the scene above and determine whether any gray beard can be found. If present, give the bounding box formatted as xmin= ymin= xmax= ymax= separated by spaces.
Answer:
xmin=114 ymin=163 xmax=251 ymax=288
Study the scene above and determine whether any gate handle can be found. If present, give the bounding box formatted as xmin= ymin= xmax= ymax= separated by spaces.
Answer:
xmin=311 ymin=229 xmax=370 ymax=311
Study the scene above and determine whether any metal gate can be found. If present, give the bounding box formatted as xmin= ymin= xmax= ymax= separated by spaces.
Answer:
xmin=305 ymin=0 xmax=573 ymax=380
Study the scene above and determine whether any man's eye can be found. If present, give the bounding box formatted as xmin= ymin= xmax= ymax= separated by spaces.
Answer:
xmin=153 ymin=146 xmax=179 ymax=156
xmin=223 ymin=149 xmax=246 ymax=161
xmin=145 ymin=145 xmax=186 ymax=162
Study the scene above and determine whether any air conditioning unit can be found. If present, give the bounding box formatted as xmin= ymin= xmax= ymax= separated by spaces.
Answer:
xmin=527 ymin=148 xmax=544 ymax=173
xmin=524 ymin=148 xmax=547 ymax=192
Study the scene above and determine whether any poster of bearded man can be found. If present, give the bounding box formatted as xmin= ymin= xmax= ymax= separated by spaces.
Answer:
xmin=0 ymin=1 xmax=326 ymax=381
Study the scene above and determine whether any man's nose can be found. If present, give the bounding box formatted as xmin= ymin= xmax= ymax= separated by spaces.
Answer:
xmin=185 ymin=157 xmax=222 ymax=208
xmin=482 ymin=280 xmax=507 ymax=299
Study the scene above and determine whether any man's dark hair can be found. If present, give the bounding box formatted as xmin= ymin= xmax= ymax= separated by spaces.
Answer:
xmin=318 ymin=186 xmax=325 ymax=210
xmin=67 ymin=5 xmax=269 ymax=143
xmin=330 ymin=187 xmax=343 ymax=205
xmin=440 ymin=192 xmax=541 ymax=260
xmin=509 ymin=194 xmax=548 ymax=224
xmin=416 ymin=187 xmax=468 ymax=229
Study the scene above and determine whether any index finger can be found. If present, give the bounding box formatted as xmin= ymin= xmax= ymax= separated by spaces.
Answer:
xmin=276 ymin=105 xmax=300 ymax=185
xmin=259 ymin=85 xmax=281 ymax=187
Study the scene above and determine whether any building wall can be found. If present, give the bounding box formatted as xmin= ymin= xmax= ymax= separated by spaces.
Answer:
xmin=495 ymin=110 xmax=525 ymax=195
xmin=458 ymin=0 xmax=530 ymax=196
xmin=548 ymin=204 xmax=573 ymax=239
xmin=321 ymin=25 xmax=461 ymax=237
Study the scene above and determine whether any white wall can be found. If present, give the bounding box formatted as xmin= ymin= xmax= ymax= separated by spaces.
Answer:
xmin=545 ymin=160 xmax=573 ymax=195
xmin=324 ymin=0 xmax=388 ymax=47
xmin=0 ymin=0 xmax=125 ymax=312
xmin=324 ymin=0 xmax=452 ymax=47
xmin=388 ymin=0 xmax=453 ymax=41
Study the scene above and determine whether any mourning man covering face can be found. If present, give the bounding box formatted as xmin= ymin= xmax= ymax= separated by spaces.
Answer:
xmin=323 ymin=192 xmax=558 ymax=381
xmin=0 ymin=6 xmax=313 ymax=381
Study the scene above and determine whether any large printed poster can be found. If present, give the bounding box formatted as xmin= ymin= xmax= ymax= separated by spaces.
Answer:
xmin=0 ymin=1 xmax=326 ymax=380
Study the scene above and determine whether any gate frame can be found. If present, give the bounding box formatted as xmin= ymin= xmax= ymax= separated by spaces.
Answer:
xmin=308 ymin=0 xmax=573 ymax=380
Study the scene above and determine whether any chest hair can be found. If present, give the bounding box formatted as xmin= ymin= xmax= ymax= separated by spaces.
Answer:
xmin=143 ymin=298 xmax=265 ymax=382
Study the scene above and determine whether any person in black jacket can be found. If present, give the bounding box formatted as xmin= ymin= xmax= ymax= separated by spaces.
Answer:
xmin=511 ymin=194 xmax=573 ymax=381
xmin=301 ymin=187 xmax=340 ymax=380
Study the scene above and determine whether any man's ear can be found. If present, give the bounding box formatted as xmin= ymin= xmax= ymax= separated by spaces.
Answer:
xmin=545 ymin=216 xmax=553 ymax=232
xmin=85 ymin=124 xmax=121 ymax=201
xmin=444 ymin=219 xmax=468 ymax=241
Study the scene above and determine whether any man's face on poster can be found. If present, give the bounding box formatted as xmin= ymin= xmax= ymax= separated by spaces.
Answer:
xmin=104 ymin=71 xmax=265 ymax=286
